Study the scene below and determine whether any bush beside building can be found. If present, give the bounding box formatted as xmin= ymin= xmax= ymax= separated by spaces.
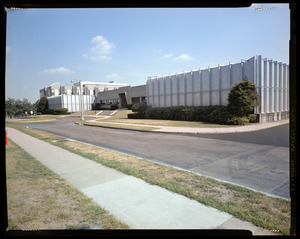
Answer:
xmin=145 ymin=105 xmax=251 ymax=125
xmin=129 ymin=79 xmax=259 ymax=125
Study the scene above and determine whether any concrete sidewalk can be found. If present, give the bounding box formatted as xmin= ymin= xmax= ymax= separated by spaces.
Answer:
xmin=6 ymin=127 xmax=274 ymax=234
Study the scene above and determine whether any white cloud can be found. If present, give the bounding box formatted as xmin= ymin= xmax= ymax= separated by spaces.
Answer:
xmin=84 ymin=35 xmax=115 ymax=61
xmin=163 ymin=53 xmax=173 ymax=58
xmin=6 ymin=46 xmax=11 ymax=53
xmin=174 ymin=53 xmax=194 ymax=61
xmin=105 ymin=73 xmax=120 ymax=79
xmin=42 ymin=66 xmax=74 ymax=74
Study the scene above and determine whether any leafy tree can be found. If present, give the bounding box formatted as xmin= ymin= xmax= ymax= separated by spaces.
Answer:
xmin=5 ymin=98 xmax=35 ymax=117
xmin=35 ymin=96 xmax=48 ymax=113
xmin=5 ymin=98 xmax=17 ymax=117
xmin=227 ymin=77 xmax=259 ymax=117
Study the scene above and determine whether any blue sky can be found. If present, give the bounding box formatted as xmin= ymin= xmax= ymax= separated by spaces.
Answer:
xmin=5 ymin=4 xmax=290 ymax=103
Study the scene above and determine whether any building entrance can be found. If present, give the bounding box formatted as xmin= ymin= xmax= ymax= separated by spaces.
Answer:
xmin=119 ymin=93 xmax=127 ymax=108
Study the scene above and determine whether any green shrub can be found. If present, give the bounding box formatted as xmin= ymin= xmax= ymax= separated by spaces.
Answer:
xmin=92 ymin=103 xmax=101 ymax=110
xmin=145 ymin=105 xmax=251 ymax=125
xmin=146 ymin=106 xmax=172 ymax=120
xmin=248 ymin=114 xmax=259 ymax=123
xmin=53 ymin=108 xmax=69 ymax=115
xmin=147 ymin=106 xmax=173 ymax=120
xmin=126 ymin=104 xmax=133 ymax=110
xmin=208 ymin=106 xmax=232 ymax=124
xmin=110 ymin=103 xmax=118 ymax=110
xmin=192 ymin=106 xmax=210 ymax=122
xmin=225 ymin=116 xmax=250 ymax=125
xmin=145 ymin=107 xmax=162 ymax=119
xmin=93 ymin=103 xmax=119 ymax=110
xmin=43 ymin=109 xmax=54 ymax=114
xmin=146 ymin=105 xmax=226 ymax=122
xmin=132 ymin=103 xmax=148 ymax=114
xmin=127 ymin=113 xmax=146 ymax=119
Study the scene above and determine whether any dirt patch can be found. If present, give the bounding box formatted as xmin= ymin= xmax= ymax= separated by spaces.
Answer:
xmin=213 ymin=185 xmax=236 ymax=203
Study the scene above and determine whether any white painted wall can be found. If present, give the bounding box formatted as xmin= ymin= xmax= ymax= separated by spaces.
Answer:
xmin=146 ymin=55 xmax=289 ymax=122
xmin=48 ymin=94 xmax=96 ymax=112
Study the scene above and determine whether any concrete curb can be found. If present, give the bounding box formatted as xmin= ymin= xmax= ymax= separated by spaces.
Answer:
xmin=77 ymin=119 xmax=289 ymax=135
xmin=77 ymin=122 xmax=160 ymax=134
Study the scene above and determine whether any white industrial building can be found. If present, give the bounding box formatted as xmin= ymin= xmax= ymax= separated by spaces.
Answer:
xmin=40 ymin=81 xmax=127 ymax=98
xmin=41 ymin=55 xmax=289 ymax=123
xmin=47 ymin=94 xmax=96 ymax=112
xmin=146 ymin=55 xmax=289 ymax=123
xmin=42 ymin=81 xmax=128 ymax=112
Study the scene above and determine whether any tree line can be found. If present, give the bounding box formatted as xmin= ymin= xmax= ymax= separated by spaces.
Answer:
xmin=5 ymin=96 xmax=48 ymax=118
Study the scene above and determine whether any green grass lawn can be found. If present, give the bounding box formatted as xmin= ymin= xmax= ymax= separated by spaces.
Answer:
xmin=89 ymin=110 xmax=242 ymax=128
xmin=5 ymin=137 xmax=129 ymax=230
xmin=5 ymin=118 xmax=57 ymax=123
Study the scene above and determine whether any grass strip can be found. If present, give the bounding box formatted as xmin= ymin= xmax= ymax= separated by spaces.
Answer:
xmin=5 ymin=119 xmax=56 ymax=123
xmin=5 ymin=137 xmax=129 ymax=230
xmin=8 ymin=126 xmax=290 ymax=234
xmin=99 ymin=110 xmax=241 ymax=128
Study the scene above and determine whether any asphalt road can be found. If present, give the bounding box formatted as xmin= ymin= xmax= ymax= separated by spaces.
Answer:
xmin=7 ymin=117 xmax=290 ymax=199
xmin=183 ymin=124 xmax=289 ymax=147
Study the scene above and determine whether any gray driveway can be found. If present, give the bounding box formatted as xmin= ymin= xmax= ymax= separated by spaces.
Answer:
xmin=7 ymin=118 xmax=290 ymax=199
